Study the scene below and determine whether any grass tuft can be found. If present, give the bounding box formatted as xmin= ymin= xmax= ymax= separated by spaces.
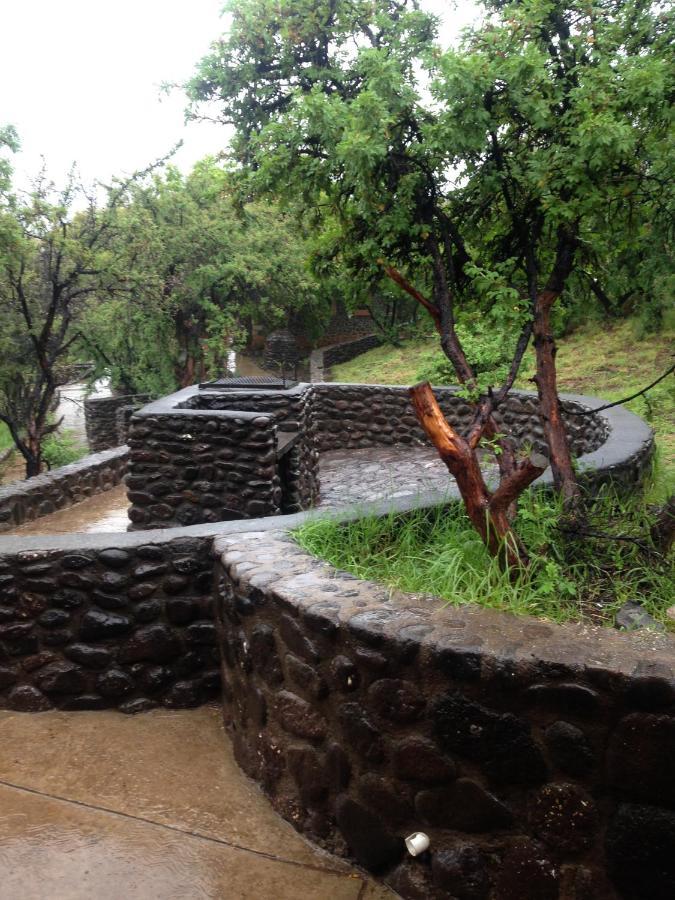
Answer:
xmin=294 ymin=472 xmax=674 ymax=628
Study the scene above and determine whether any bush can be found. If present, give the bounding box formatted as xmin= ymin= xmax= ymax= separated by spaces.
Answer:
xmin=42 ymin=430 xmax=86 ymax=469
xmin=294 ymin=477 xmax=674 ymax=628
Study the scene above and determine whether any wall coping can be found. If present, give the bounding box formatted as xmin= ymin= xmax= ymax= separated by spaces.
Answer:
xmin=216 ymin=525 xmax=675 ymax=688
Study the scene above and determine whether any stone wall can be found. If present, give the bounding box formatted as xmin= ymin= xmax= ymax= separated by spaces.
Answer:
xmin=309 ymin=384 xmax=608 ymax=458
xmin=181 ymin=382 xmax=608 ymax=459
xmin=0 ymin=447 xmax=128 ymax=534
xmin=0 ymin=534 xmax=218 ymax=713
xmin=215 ymin=527 xmax=675 ymax=900
xmin=310 ymin=335 xmax=383 ymax=382
xmin=279 ymin=392 xmax=320 ymax=513
xmin=181 ymin=384 xmax=307 ymax=428
xmin=84 ymin=394 xmax=150 ymax=451
xmin=125 ymin=382 xmax=649 ymax=533
xmin=116 ymin=404 xmax=141 ymax=446
xmin=126 ymin=399 xmax=283 ymax=529
xmin=263 ymin=329 xmax=303 ymax=373
xmin=315 ymin=302 xmax=376 ymax=347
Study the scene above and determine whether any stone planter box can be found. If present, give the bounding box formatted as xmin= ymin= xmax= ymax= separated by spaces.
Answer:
xmin=214 ymin=525 xmax=675 ymax=900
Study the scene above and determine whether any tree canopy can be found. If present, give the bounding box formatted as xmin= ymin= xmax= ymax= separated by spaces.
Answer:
xmin=186 ymin=0 xmax=673 ymax=562
xmin=82 ymin=159 xmax=325 ymax=394
xmin=0 ymin=148 xmax=330 ymax=475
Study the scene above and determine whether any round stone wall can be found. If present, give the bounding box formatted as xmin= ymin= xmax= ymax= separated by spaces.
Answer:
xmin=214 ymin=527 xmax=675 ymax=900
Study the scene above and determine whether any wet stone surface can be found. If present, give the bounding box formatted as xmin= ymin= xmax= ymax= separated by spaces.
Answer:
xmin=0 ymin=537 xmax=219 ymax=712
xmin=317 ymin=446 xmax=478 ymax=508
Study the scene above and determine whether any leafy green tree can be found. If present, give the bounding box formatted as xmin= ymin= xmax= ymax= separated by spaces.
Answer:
xmin=82 ymin=160 xmax=325 ymax=392
xmin=0 ymin=157 xmax=168 ymax=477
xmin=187 ymin=0 xmax=673 ymax=565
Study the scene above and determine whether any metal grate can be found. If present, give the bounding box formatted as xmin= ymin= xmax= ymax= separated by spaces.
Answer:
xmin=198 ymin=375 xmax=297 ymax=391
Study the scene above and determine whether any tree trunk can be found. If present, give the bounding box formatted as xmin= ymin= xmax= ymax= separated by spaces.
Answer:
xmin=532 ymin=290 xmax=581 ymax=506
xmin=181 ymin=354 xmax=196 ymax=388
xmin=651 ymin=497 xmax=675 ymax=554
xmin=24 ymin=429 xmax=42 ymax=478
xmin=410 ymin=382 xmax=547 ymax=570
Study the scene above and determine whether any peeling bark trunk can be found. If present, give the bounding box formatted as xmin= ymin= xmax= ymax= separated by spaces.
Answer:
xmin=24 ymin=428 xmax=42 ymax=478
xmin=410 ymin=382 xmax=547 ymax=570
xmin=532 ymin=290 xmax=581 ymax=506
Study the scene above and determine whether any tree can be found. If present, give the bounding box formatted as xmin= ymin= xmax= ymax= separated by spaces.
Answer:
xmin=187 ymin=0 xmax=673 ymax=566
xmin=0 ymin=159 xmax=167 ymax=477
xmin=82 ymin=160 xmax=326 ymax=393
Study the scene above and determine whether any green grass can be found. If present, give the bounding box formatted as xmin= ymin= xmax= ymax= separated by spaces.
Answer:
xmin=41 ymin=430 xmax=87 ymax=469
xmin=331 ymin=318 xmax=675 ymax=495
xmin=295 ymin=482 xmax=674 ymax=629
xmin=0 ymin=422 xmax=13 ymax=452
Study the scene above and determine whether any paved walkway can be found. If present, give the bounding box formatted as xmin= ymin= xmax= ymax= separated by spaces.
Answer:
xmin=0 ymin=707 xmax=393 ymax=900
xmin=319 ymin=446 xmax=463 ymax=509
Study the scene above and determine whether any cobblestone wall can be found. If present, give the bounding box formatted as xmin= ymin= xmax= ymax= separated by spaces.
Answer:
xmin=184 ymin=382 xmax=608 ymax=458
xmin=125 ymin=383 xmax=643 ymax=533
xmin=0 ymin=535 xmax=218 ymax=713
xmin=215 ymin=528 xmax=675 ymax=900
xmin=84 ymin=394 xmax=150 ymax=451
xmin=310 ymin=384 xmax=608 ymax=457
xmin=0 ymin=447 xmax=128 ymax=533
xmin=126 ymin=402 xmax=282 ymax=529
xmin=263 ymin=329 xmax=303 ymax=372
xmin=315 ymin=302 xmax=376 ymax=346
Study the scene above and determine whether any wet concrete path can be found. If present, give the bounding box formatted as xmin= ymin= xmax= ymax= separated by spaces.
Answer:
xmin=0 ymin=706 xmax=393 ymax=900
xmin=9 ymin=483 xmax=130 ymax=536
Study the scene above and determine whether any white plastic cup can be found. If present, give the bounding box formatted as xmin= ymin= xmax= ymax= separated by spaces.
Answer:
xmin=405 ymin=832 xmax=430 ymax=856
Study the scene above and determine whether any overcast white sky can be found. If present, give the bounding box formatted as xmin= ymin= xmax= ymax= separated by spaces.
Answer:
xmin=1 ymin=0 xmax=479 ymax=191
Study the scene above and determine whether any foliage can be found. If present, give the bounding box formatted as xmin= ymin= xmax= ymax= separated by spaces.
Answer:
xmin=187 ymin=0 xmax=673 ymax=335
xmin=0 ymin=125 xmax=18 ymax=195
xmin=295 ymin=479 xmax=674 ymax=627
xmin=188 ymin=0 xmax=674 ymax=556
xmin=0 ymin=161 xmax=142 ymax=477
xmin=41 ymin=430 xmax=86 ymax=469
xmin=81 ymin=160 xmax=326 ymax=393
xmin=0 ymin=423 xmax=12 ymax=451
xmin=415 ymin=319 xmax=514 ymax=389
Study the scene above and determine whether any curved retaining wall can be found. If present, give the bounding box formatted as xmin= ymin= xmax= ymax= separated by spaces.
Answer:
xmin=0 ymin=447 xmax=128 ymax=533
xmin=126 ymin=383 xmax=642 ymax=531
xmin=214 ymin=527 xmax=675 ymax=900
